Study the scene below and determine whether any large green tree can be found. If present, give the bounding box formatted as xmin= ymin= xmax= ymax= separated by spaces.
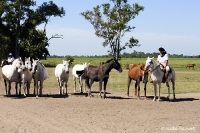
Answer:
xmin=81 ymin=0 xmax=144 ymax=60
xmin=0 ymin=0 xmax=65 ymax=60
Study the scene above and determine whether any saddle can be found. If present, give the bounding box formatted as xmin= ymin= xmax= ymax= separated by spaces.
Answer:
xmin=159 ymin=65 xmax=172 ymax=83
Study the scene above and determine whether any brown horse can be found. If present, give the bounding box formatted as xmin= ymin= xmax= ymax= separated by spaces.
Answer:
xmin=83 ymin=58 xmax=123 ymax=98
xmin=127 ymin=63 xmax=148 ymax=99
xmin=186 ymin=64 xmax=195 ymax=69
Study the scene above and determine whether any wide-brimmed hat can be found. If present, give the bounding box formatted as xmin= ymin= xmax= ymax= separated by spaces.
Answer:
xmin=158 ymin=47 xmax=165 ymax=51
xmin=9 ymin=53 xmax=12 ymax=56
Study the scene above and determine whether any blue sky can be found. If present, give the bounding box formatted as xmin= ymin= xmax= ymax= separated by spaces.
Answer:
xmin=36 ymin=0 xmax=200 ymax=56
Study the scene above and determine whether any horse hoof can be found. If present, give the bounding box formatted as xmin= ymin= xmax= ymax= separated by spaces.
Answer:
xmin=153 ymin=99 xmax=156 ymax=101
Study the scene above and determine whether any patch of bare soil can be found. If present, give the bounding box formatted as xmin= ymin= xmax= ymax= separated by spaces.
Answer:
xmin=0 ymin=81 xmax=199 ymax=133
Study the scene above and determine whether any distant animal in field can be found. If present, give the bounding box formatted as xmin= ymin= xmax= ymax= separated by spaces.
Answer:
xmin=72 ymin=62 xmax=90 ymax=93
xmin=144 ymin=57 xmax=176 ymax=101
xmin=2 ymin=57 xmax=24 ymax=96
xmin=127 ymin=63 xmax=148 ymax=99
xmin=186 ymin=64 xmax=195 ymax=69
xmin=32 ymin=59 xmax=48 ymax=97
xmin=83 ymin=58 xmax=123 ymax=98
xmin=55 ymin=60 xmax=71 ymax=95
xmin=19 ymin=57 xmax=32 ymax=97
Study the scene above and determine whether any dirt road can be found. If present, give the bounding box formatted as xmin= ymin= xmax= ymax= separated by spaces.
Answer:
xmin=0 ymin=85 xmax=199 ymax=133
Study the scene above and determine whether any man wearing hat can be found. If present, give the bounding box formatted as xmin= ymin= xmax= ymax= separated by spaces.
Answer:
xmin=157 ymin=47 xmax=170 ymax=82
xmin=7 ymin=53 xmax=15 ymax=64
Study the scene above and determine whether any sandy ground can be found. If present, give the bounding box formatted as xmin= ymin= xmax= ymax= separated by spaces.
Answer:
xmin=0 ymin=82 xmax=200 ymax=133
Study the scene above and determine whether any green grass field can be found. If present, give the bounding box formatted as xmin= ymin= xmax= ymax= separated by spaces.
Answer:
xmin=1 ymin=57 xmax=200 ymax=94
xmin=41 ymin=57 xmax=200 ymax=71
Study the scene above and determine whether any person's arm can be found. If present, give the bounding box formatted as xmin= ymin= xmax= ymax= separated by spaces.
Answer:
xmin=157 ymin=55 xmax=161 ymax=65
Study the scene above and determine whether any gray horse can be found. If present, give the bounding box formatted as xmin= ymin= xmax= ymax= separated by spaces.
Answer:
xmin=83 ymin=58 xmax=122 ymax=98
xmin=144 ymin=57 xmax=176 ymax=101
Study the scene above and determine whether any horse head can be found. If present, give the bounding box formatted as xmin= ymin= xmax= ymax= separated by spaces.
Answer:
xmin=145 ymin=57 xmax=155 ymax=71
xmin=110 ymin=58 xmax=123 ymax=73
xmin=25 ymin=57 xmax=32 ymax=71
xmin=13 ymin=57 xmax=25 ymax=72
xmin=32 ymin=59 xmax=39 ymax=74
xmin=63 ymin=60 xmax=71 ymax=74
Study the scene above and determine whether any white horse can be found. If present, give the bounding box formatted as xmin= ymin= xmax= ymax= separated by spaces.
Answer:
xmin=32 ymin=59 xmax=48 ymax=97
xmin=19 ymin=57 xmax=33 ymax=97
xmin=1 ymin=57 xmax=24 ymax=96
xmin=55 ymin=60 xmax=71 ymax=95
xmin=144 ymin=57 xmax=176 ymax=101
xmin=72 ymin=63 xmax=90 ymax=93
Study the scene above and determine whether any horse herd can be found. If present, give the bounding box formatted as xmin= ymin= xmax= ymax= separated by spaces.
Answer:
xmin=1 ymin=57 xmax=176 ymax=101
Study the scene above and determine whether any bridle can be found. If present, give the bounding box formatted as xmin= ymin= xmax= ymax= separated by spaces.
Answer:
xmin=145 ymin=60 xmax=160 ymax=73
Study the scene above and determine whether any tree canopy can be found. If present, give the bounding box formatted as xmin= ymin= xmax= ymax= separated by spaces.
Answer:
xmin=81 ymin=0 xmax=144 ymax=60
xmin=0 ymin=0 xmax=65 ymax=60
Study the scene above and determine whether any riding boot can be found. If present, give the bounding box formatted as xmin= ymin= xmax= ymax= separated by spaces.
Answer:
xmin=163 ymin=71 xmax=169 ymax=83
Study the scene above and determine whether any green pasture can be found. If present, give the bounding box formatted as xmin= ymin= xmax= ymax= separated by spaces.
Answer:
xmin=41 ymin=57 xmax=200 ymax=71
xmin=1 ymin=58 xmax=200 ymax=95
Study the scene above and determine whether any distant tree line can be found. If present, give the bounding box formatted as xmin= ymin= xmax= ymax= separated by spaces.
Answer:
xmin=48 ymin=50 xmax=200 ymax=58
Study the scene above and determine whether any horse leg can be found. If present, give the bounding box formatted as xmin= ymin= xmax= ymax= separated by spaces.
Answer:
xmin=137 ymin=80 xmax=141 ymax=99
xmin=85 ymin=78 xmax=90 ymax=97
xmin=134 ymin=81 xmax=137 ymax=97
xmin=88 ymin=79 xmax=94 ymax=98
xmin=15 ymin=82 xmax=19 ymax=96
xmin=153 ymin=83 xmax=157 ymax=101
xmin=33 ymin=79 xmax=36 ymax=95
xmin=103 ymin=78 xmax=108 ymax=99
xmin=79 ymin=77 xmax=83 ymax=93
xmin=127 ymin=77 xmax=131 ymax=97
xmin=23 ymin=82 xmax=26 ymax=97
xmin=65 ymin=81 xmax=68 ymax=96
xmin=99 ymin=79 xmax=103 ymax=98
xmin=73 ymin=76 xmax=76 ymax=92
xmin=166 ymin=81 xmax=170 ymax=99
xmin=60 ymin=81 xmax=64 ymax=95
xmin=27 ymin=82 xmax=30 ymax=96
xmin=144 ymin=82 xmax=147 ymax=100
xmin=4 ymin=80 xmax=7 ymax=96
xmin=36 ymin=81 xmax=39 ymax=97
xmin=39 ymin=81 xmax=43 ymax=96
xmin=157 ymin=83 xmax=161 ymax=101
xmin=172 ymin=80 xmax=176 ymax=100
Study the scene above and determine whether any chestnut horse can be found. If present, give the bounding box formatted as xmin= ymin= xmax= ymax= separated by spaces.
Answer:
xmin=186 ymin=64 xmax=195 ymax=69
xmin=127 ymin=63 xmax=148 ymax=99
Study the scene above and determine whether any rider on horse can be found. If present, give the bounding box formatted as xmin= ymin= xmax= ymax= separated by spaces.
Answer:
xmin=157 ymin=47 xmax=170 ymax=82
xmin=7 ymin=53 xmax=15 ymax=65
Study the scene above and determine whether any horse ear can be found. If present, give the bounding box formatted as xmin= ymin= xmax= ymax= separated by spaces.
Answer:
xmin=147 ymin=56 xmax=149 ymax=59
xmin=32 ymin=59 xmax=34 ymax=62
xmin=152 ymin=57 xmax=154 ymax=59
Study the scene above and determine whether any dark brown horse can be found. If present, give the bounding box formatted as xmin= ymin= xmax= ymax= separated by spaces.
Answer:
xmin=127 ymin=63 xmax=148 ymax=99
xmin=83 ymin=58 xmax=123 ymax=98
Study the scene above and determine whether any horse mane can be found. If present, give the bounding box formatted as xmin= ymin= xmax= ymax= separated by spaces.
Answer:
xmin=37 ymin=61 xmax=46 ymax=69
xmin=105 ymin=59 xmax=114 ymax=63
